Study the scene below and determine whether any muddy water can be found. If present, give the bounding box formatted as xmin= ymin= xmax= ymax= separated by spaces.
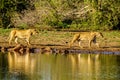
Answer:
xmin=0 ymin=52 xmax=120 ymax=80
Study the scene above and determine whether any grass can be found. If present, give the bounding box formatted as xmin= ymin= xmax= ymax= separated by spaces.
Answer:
xmin=0 ymin=28 xmax=11 ymax=36
xmin=103 ymin=31 xmax=120 ymax=42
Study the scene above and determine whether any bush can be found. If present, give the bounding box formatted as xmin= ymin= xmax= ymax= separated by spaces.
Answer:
xmin=0 ymin=0 xmax=120 ymax=30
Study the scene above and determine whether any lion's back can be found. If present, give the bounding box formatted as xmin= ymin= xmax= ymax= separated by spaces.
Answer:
xmin=79 ymin=32 xmax=93 ymax=40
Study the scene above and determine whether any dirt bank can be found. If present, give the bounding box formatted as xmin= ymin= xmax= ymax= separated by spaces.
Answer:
xmin=0 ymin=43 xmax=120 ymax=55
xmin=0 ymin=31 xmax=120 ymax=54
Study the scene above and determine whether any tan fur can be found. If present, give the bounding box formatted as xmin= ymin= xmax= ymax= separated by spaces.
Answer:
xmin=69 ymin=32 xmax=103 ymax=48
xmin=8 ymin=29 xmax=38 ymax=45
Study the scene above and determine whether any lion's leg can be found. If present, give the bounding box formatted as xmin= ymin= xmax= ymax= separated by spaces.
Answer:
xmin=88 ymin=40 xmax=92 ymax=48
xmin=69 ymin=39 xmax=75 ymax=47
xmin=94 ymin=42 xmax=99 ymax=48
xmin=69 ymin=34 xmax=80 ymax=47
xmin=26 ymin=38 xmax=30 ymax=45
xmin=9 ymin=35 xmax=14 ymax=45
xmin=9 ymin=38 xmax=12 ymax=45
xmin=78 ymin=41 xmax=83 ymax=48
xmin=15 ymin=37 xmax=19 ymax=44
xmin=95 ymin=43 xmax=99 ymax=48
xmin=93 ymin=38 xmax=99 ymax=48
xmin=9 ymin=30 xmax=16 ymax=45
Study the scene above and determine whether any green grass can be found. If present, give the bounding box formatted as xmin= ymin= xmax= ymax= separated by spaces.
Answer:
xmin=102 ymin=31 xmax=120 ymax=42
xmin=0 ymin=28 xmax=11 ymax=36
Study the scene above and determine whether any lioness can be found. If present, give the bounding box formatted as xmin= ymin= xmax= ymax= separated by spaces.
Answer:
xmin=8 ymin=29 xmax=38 ymax=45
xmin=69 ymin=32 xmax=103 ymax=48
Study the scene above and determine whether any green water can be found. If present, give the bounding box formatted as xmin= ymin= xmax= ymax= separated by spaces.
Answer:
xmin=0 ymin=52 xmax=120 ymax=80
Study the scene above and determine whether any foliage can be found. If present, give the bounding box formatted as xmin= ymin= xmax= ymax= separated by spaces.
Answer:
xmin=0 ymin=0 xmax=35 ymax=28
xmin=89 ymin=0 xmax=120 ymax=30
xmin=0 ymin=0 xmax=120 ymax=30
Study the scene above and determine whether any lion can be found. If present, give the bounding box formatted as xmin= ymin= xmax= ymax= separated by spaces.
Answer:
xmin=69 ymin=32 xmax=103 ymax=48
xmin=8 ymin=29 xmax=38 ymax=45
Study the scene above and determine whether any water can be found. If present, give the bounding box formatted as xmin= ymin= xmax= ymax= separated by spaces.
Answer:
xmin=0 ymin=52 xmax=120 ymax=80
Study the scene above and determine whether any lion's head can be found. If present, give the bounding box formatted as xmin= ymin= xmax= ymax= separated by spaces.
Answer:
xmin=95 ymin=32 xmax=103 ymax=38
xmin=29 ymin=29 xmax=39 ymax=35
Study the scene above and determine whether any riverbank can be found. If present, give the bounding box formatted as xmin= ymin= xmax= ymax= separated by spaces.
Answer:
xmin=1 ymin=43 xmax=120 ymax=54
xmin=0 ymin=30 xmax=120 ymax=54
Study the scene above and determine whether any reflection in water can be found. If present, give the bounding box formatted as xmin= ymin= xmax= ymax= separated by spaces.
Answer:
xmin=8 ymin=52 xmax=31 ymax=73
xmin=8 ymin=51 xmax=38 ymax=80
xmin=67 ymin=54 xmax=101 ymax=80
xmin=0 ymin=52 xmax=120 ymax=80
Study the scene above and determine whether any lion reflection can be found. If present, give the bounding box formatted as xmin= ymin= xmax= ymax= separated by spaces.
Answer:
xmin=67 ymin=54 xmax=100 ymax=77
xmin=8 ymin=51 xmax=36 ymax=74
